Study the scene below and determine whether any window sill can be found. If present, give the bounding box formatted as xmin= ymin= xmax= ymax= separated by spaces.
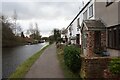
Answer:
xmin=89 ymin=15 xmax=93 ymax=19
xmin=106 ymin=2 xmax=113 ymax=7
xmin=107 ymin=47 xmax=120 ymax=50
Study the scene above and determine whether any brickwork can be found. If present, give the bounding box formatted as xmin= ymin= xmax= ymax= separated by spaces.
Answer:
xmin=80 ymin=56 xmax=111 ymax=78
xmin=101 ymin=31 xmax=106 ymax=49
xmin=86 ymin=31 xmax=95 ymax=57
xmin=82 ymin=30 xmax=106 ymax=57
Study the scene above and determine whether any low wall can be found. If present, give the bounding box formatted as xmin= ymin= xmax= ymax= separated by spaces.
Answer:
xmin=80 ymin=56 xmax=111 ymax=78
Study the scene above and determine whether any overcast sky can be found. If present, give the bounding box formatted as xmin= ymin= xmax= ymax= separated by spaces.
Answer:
xmin=1 ymin=0 xmax=83 ymax=37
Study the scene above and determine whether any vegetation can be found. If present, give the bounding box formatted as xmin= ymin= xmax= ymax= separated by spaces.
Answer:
xmin=1 ymin=14 xmax=42 ymax=47
xmin=27 ymin=22 xmax=41 ymax=40
xmin=49 ymin=28 xmax=63 ymax=44
xmin=1 ymin=15 xmax=26 ymax=47
xmin=41 ymin=37 xmax=49 ymax=42
xmin=57 ymin=44 xmax=81 ymax=78
xmin=9 ymin=45 xmax=49 ymax=78
xmin=53 ymin=28 xmax=61 ymax=41
xmin=49 ymin=35 xmax=54 ymax=44
xmin=64 ymin=45 xmax=81 ymax=73
xmin=108 ymin=58 xmax=120 ymax=75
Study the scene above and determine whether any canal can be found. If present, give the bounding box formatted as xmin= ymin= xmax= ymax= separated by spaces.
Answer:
xmin=2 ymin=42 xmax=48 ymax=78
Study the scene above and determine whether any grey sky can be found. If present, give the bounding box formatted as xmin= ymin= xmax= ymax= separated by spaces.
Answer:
xmin=2 ymin=1 xmax=82 ymax=37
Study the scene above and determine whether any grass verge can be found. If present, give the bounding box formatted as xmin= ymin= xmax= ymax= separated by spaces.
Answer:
xmin=9 ymin=44 xmax=50 ymax=78
xmin=56 ymin=44 xmax=80 ymax=78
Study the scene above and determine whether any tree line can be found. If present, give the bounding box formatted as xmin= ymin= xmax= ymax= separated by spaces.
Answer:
xmin=1 ymin=14 xmax=41 ymax=47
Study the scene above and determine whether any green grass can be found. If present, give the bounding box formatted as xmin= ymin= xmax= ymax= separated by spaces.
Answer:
xmin=9 ymin=44 xmax=50 ymax=78
xmin=56 ymin=45 xmax=81 ymax=78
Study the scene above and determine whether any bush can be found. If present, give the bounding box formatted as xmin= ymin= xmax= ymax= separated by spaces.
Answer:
xmin=64 ymin=45 xmax=81 ymax=73
xmin=108 ymin=58 xmax=120 ymax=75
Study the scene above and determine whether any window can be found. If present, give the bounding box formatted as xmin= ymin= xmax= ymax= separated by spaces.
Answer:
xmin=77 ymin=18 xmax=80 ymax=31
xmin=76 ymin=34 xmax=80 ymax=45
xmin=106 ymin=0 xmax=114 ymax=7
xmin=89 ymin=4 xmax=93 ymax=18
xmin=83 ymin=10 xmax=87 ymax=20
xmin=77 ymin=18 xmax=80 ymax=27
xmin=107 ymin=24 xmax=120 ymax=49
xmin=113 ymin=29 xmax=117 ymax=48
xmin=118 ymin=27 xmax=120 ymax=49
xmin=108 ymin=30 xmax=112 ymax=47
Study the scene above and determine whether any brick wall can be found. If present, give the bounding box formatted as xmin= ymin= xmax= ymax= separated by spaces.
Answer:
xmin=86 ymin=31 xmax=95 ymax=57
xmin=80 ymin=56 xmax=111 ymax=78
xmin=101 ymin=31 xmax=106 ymax=49
xmin=84 ymin=31 xmax=106 ymax=57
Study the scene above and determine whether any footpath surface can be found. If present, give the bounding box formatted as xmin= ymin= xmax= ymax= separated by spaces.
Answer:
xmin=25 ymin=43 xmax=64 ymax=78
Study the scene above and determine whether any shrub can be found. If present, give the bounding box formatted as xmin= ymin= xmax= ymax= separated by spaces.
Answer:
xmin=64 ymin=45 xmax=81 ymax=73
xmin=108 ymin=58 xmax=120 ymax=75
xmin=56 ymin=43 xmax=64 ymax=49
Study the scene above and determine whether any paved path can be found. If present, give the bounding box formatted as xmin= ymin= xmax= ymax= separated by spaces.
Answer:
xmin=25 ymin=43 xmax=64 ymax=78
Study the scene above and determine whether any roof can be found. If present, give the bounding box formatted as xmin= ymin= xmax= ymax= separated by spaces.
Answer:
xmin=82 ymin=20 xmax=106 ymax=30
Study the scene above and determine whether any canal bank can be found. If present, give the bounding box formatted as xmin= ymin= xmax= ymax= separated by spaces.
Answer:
xmin=2 ymin=42 xmax=49 ymax=78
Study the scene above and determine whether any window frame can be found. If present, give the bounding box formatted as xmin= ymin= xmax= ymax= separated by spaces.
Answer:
xmin=89 ymin=4 xmax=93 ymax=18
xmin=77 ymin=18 xmax=80 ymax=31
xmin=107 ymin=24 xmax=120 ymax=50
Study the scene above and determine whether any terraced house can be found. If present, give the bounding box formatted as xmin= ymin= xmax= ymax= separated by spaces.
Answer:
xmin=66 ymin=0 xmax=120 ymax=57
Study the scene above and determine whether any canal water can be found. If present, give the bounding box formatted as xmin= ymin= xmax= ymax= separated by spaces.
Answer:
xmin=2 ymin=42 xmax=48 ymax=78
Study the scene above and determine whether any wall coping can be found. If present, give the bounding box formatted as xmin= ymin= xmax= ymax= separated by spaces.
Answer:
xmin=80 ymin=54 xmax=111 ymax=59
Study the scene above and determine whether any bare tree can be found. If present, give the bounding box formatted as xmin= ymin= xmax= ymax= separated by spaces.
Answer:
xmin=16 ymin=24 xmax=22 ymax=36
xmin=12 ymin=10 xmax=17 ymax=35
xmin=34 ymin=22 xmax=41 ymax=40
xmin=29 ymin=22 xmax=34 ymax=34
xmin=27 ymin=22 xmax=41 ymax=40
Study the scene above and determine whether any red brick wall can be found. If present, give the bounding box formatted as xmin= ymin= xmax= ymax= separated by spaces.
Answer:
xmin=80 ymin=56 xmax=111 ymax=78
xmin=101 ymin=31 xmax=106 ymax=49
xmin=86 ymin=31 xmax=95 ymax=57
xmin=85 ymin=31 xmax=106 ymax=57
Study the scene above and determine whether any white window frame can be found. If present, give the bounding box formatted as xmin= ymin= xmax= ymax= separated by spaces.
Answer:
xmin=89 ymin=4 xmax=93 ymax=18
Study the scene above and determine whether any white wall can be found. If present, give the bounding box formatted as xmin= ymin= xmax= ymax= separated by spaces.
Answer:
xmin=79 ymin=0 xmax=95 ymax=26
xmin=66 ymin=0 xmax=95 ymax=45
xmin=107 ymin=49 xmax=120 ymax=57
xmin=95 ymin=2 xmax=119 ymax=27
xmin=66 ymin=0 xmax=96 ymax=45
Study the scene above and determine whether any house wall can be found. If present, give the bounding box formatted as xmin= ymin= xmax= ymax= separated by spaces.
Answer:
xmin=118 ymin=1 xmax=120 ymax=24
xmin=95 ymin=2 xmax=119 ymax=27
xmin=95 ymin=1 xmax=120 ymax=57
xmin=79 ymin=0 xmax=95 ymax=26
xmin=71 ymin=19 xmax=78 ymax=44
xmin=66 ymin=28 xmax=70 ymax=44
xmin=72 ymin=18 xmax=83 ymax=45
